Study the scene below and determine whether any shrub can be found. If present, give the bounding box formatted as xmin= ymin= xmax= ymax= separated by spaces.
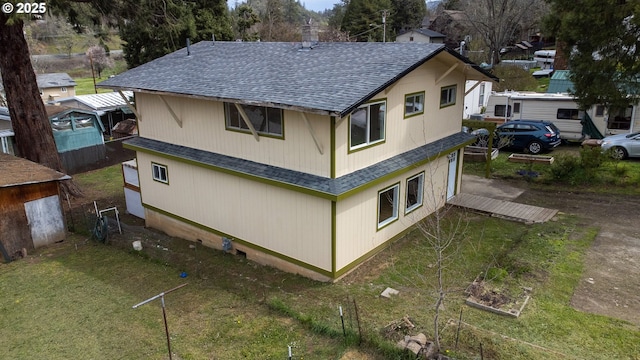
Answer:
xmin=549 ymin=154 xmax=580 ymax=180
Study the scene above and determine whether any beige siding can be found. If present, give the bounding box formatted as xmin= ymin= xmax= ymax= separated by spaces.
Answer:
xmin=137 ymin=152 xmax=333 ymax=271
xmin=42 ymin=87 xmax=75 ymax=102
xmin=136 ymin=92 xmax=331 ymax=177
xmin=334 ymin=156 xmax=450 ymax=271
xmin=334 ymin=55 xmax=466 ymax=177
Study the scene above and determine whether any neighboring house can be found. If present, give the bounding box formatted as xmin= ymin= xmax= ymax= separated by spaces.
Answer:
xmin=47 ymin=106 xmax=106 ymax=174
xmin=37 ymin=73 xmax=77 ymax=102
xmin=463 ymin=80 xmax=492 ymax=119
xmin=0 ymin=107 xmax=14 ymax=155
xmin=0 ymin=153 xmax=70 ymax=262
xmin=99 ymin=41 xmax=496 ymax=281
xmin=396 ymin=29 xmax=446 ymax=44
xmin=49 ymin=91 xmax=136 ymax=139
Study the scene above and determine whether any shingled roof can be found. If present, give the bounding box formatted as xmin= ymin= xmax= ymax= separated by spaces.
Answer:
xmin=37 ymin=73 xmax=76 ymax=89
xmin=98 ymin=41 xmax=496 ymax=117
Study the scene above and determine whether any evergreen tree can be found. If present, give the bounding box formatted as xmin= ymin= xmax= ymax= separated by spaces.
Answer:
xmin=235 ymin=4 xmax=261 ymax=41
xmin=544 ymin=0 xmax=640 ymax=110
xmin=390 ymin=0 xmax=426 ymax=34
xmin=341 ymin=0 xmax=392 ymax=41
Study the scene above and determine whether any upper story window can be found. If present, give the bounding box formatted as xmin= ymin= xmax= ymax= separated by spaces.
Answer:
xmin=404 ymin=92 xmax=425 ymax=118
xmin=440 ymin=85 xmax=456 ymax=108
xmin=350 ymin=100 xmax=386 ymax=150
xmin=225 ymin=103 xmax=283 ymax=137
xmin=152 ymin=163 xmax=169 ymax=184
xmin=595 ymin=105 xmax=605 ymax=117
xmin=61 ymin=87 xmax=67 ymax=93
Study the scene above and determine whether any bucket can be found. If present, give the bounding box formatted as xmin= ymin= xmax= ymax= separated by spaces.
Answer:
xmin=132 ymin=240 xmax=142 ymax=251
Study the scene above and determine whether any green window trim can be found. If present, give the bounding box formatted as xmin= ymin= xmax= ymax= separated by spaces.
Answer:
xmin=404 ymin=91 xmax=425 ymax=118
xmin=349 ymin=99 xmax=386 ymax=151
xmin=405 ymin=172 xmax=424 ymax=214
xmin=151 ymin=162 xmax=169 ymax=184
xmin=440 ymin=85 xmax=457 ymax=108
xmin=224 ymin=102 xmax=285 ymax=138
xmin=377 ymin=182 xmax=400 ymax=230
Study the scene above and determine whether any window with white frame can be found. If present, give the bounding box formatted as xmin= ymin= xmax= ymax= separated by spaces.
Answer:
xmin=405 ymin=172 xmax=424 ymax=213
xmin=440 ymin=85 xmax=456 ymax=108
xmin=152 ymin=163 xmax=169 ymax=184
xmin=378 ymin=183 xmax=399 ymax=228
xmin=404 ymin=92 xmax=425 ymax=118
xmin=350 ymin=100 xmax=386 ymax=150
xmin=225 ymin=103 xmax=283 ymax=137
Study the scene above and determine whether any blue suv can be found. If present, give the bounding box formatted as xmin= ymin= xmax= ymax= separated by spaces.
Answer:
xmin=471 ymin=120 xmax=561 ymax=154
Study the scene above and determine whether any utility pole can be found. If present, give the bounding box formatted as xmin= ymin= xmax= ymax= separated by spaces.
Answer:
xmin=381 ymin=10 xmax=388 ymax=43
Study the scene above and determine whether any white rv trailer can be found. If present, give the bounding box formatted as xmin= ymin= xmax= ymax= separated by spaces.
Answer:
xmin=484 ymin=91 xmax=639 ymax=141
xmin=533 ymin=50 xmax=556 ymax=69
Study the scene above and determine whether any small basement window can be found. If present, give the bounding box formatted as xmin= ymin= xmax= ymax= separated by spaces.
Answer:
xmin=152 ymin=163 xmax=169 ymax=184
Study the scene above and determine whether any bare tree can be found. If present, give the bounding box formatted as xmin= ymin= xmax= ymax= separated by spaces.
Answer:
xmin=85 ymin=45 xmax=114 ymax=79
xmin=462 ymin=0 xmax=548 ymax=65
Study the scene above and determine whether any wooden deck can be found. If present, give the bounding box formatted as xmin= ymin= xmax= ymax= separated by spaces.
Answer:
xmin=448 ymin=193 xmax=558 ymax=224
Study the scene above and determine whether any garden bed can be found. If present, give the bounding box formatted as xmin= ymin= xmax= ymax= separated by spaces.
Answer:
xmin=508 ymin=153 xmax=554 ymax=164
xmin=464 ymin=146 xmax=499 ymax=162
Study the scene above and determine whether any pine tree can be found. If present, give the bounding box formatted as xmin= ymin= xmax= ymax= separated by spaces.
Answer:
xmin=544 ymin=0 xmax=640 ymax=109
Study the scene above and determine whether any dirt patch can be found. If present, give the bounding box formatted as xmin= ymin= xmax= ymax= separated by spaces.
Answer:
xmin=513 ymin=185 xmax=640 ymax=326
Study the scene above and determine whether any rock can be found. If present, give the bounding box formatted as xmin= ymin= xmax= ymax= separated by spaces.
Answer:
xmin=381 ymin=287 xmax=399 ymax=298
xmin=406 ymin=333 xmax=427 ymax=346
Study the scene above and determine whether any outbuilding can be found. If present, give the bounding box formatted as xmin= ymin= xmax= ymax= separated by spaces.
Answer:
xmin=0 ymin=154 xmax=70 ymax=262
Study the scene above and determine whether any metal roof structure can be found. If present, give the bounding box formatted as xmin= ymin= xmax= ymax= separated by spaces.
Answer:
xmin=53 ymin=91 xmax=133 ymax=112
xmin=98 ymin=41 xmax=496 ymax=118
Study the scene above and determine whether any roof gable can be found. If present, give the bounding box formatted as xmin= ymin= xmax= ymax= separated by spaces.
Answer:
xmin=99 ymin=41 xmax=495 ymax=117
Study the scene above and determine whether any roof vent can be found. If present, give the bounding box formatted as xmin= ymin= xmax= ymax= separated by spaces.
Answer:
xmin=301 ymin=19 xmax=318 ymax=50
xmin=186 ymin=38 xmax=191 ymax=56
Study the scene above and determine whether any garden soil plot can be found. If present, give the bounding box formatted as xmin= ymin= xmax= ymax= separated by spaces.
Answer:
xmin=514 ymin=187 xmax=640 ymax=326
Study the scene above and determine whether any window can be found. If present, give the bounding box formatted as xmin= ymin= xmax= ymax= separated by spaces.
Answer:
xmin=225 ymin=103 xmax=283 ymax=137
xmin=595 ymin=105 xmax=605 ymax=117
xmin=513 ymin=102 xmax=521 ymax=114
xmin=608 ymin=106 xmax=633 ymax=130
xmin=61 ymin=87 xmax=67 ymax=93
xmin=405 ymin=173 xmax=424 ymax=213
xmin=404 ymin=92 xmax=425 ymax=118
xmin=557 ymin=108 xmax=581 ymax=120
xmin=350 ymin=100 xmax=386 ymax=150
xmin=378 ymin=184 xmax=399 ymax=228
xmin=478 ymin=84 xmax=485 ymax=107
xmin=152 ymin=163 xmax=169 ymax=184
xmin=410 ymin=36 xmax=414 ymax=42
xmin=440 ymin=85 xmax=456 ymax=108
xmin=494 ymin=105 xmax=512 ymax=117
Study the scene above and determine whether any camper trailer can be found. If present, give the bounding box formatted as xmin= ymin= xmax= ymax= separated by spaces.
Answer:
xmin=484 ymin=91 xmax=640 ymax=141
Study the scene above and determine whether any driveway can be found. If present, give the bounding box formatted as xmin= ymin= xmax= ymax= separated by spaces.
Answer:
xmin=462 ymin=175 xmax=640 ymax=326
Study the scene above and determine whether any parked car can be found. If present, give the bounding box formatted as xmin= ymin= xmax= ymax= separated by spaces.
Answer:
xmin=469 ymin=120 xmax=562 ymax=154
xmin=600 ymin=132 xmax=640 ymax=159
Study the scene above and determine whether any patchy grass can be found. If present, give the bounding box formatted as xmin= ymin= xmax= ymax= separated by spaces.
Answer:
xmin=2 ymin=166 xmax=639 ymax=359
xmin=464 ymin=145 xmax=640 ymax=196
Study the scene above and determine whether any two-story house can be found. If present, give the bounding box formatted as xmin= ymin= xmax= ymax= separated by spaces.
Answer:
xmin=99 ymin=41 xmax=496 ymax=282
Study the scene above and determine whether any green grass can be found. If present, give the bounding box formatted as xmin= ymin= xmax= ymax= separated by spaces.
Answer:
xmin=2 ymin=165 xmax=640 ymax=359
xmin=464 ymin=145 xmax=640 ymax=195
